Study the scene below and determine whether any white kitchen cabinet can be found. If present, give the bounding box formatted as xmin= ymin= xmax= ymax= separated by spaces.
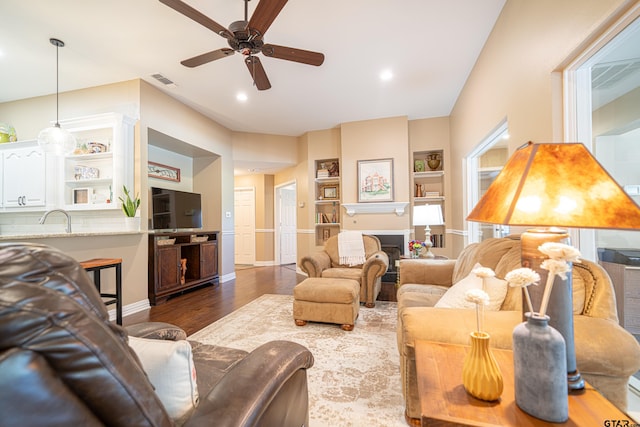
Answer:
xmin=2 ymin=141 xmax=46 ymax=208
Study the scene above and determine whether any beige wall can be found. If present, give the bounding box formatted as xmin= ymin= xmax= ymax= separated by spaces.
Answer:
xmin=232 ymin=132 xmax=298 ymax=167
xmin=0 ymin=79 xmax=235 ymax=309
xmin=448 ymin=0 xmax=632 ymax=255
xmin=340 ymin=116 xmax=410 ymax=232
xmin=138 ymin=80 xmax=234 ymax=276
xmin=2 ymin=0 xmax=635 ymax=306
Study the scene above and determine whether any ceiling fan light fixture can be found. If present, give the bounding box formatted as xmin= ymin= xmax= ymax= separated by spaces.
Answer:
xmin=38 ymin=38 xmax=76 ymax=155
xmin=160 ymin=0 xmax=324 ymax=91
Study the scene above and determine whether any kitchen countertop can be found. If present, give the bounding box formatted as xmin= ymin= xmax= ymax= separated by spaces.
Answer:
xmin=0 ymin=230 xmax=144 ymax=240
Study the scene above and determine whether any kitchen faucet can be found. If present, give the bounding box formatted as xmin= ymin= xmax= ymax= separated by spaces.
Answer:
xmin=39 ymin=209 xmax=72 ymax=233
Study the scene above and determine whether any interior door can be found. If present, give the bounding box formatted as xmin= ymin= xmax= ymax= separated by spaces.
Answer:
xmin=277 ymin=183 xmax=297 ymax=265
xmin=234 ymin=187 xmax=256 ymax=265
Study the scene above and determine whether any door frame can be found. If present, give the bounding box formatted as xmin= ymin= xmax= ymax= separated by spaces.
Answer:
xmin=274 ymin=180 xmax=297 ymax=265
xmin=465 ymin=119 xmax=509 ymax=244
xmin=563 ymin=4 xmax=640 ymax=261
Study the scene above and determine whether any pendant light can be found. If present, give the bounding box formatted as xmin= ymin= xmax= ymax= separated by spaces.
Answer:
xmin=37 ymin=38 xmax=76 ymax=155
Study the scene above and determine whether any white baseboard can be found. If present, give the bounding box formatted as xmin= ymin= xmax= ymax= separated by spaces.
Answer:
xmin=108 ymin=298 xmax=150 ymax=322
xmin=220 ymin=272 xmax=236 ymax=283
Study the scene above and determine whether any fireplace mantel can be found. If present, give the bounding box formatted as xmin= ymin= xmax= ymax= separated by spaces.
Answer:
xmin=342 ymin=202 xmax=409 ymax=217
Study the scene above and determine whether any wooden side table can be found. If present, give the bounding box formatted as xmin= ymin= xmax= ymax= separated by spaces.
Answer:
xmin=415 ymin=339 xmax=633 ymax=426
xmin=80 ymin=258 xmax=123 ymax=325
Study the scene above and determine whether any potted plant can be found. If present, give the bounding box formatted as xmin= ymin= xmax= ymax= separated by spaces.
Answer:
xmin=119 ymin=185 xmax=140 ymax=230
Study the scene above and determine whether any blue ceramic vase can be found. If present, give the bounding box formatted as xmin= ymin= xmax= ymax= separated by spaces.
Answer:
xmin=512 ymin=313 xmax=568 ymax=422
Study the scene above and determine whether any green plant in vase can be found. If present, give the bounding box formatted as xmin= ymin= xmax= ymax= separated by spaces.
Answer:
xmin=119 ymin=185 xmax=140 ymax=217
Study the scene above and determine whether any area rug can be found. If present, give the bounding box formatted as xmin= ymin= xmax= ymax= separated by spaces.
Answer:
xmin=189 ymin=294 xmax=406 ymax=426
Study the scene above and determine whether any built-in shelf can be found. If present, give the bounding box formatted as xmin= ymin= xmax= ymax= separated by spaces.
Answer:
xmin=314 ymin=158 xmax=340 ymax=245
xmin=414 ymin=196 xmax=445 ymax=203
xmin=413 ymin=170 xmax=444 ymax=178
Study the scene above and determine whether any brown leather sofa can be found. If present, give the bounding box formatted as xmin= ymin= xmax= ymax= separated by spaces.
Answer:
xmin=397 ymin=236 xmax=640 ymax=422
xmin=300 ymin=234 xmax=389 ymax=307
xmin=0 ymin=242 xmax=314 ymax=427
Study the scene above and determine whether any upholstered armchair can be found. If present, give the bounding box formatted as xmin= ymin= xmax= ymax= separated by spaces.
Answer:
xmin=0 ymin=243 xmax=314 ymax=427
xmin=300 ymin=234 xmax=389 ymax=307
xmin=396 ymin=236 xmax=640 ymax=422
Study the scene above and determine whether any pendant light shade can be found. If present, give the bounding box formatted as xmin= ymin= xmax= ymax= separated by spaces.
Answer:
xmin=38 ymin=38 xmax=76 ymax=155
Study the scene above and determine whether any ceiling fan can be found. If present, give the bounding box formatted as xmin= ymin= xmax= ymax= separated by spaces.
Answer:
xmin=160 ymin=0 xmax=325 ymax=90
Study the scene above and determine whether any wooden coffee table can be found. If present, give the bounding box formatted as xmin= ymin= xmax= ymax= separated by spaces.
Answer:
xmin=415 ymin=339 xmax=634 ymax=426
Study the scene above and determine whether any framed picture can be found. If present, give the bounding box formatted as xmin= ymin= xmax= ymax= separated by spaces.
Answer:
xmin=73 ymin=188 xmax=92 ymax=204
xmin=322 ymin=228 xmax=331 ymax=241
xmin=148 ymin=161 xmax=181 ymax=182
xmin=323 ymin=185 xmax=338 ymax=199
xmin=357 ymin=158 xmax=394 ymax=202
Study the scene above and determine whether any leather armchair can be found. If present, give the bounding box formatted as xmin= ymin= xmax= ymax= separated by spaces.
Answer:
xmin=0 ymin=242 xmax=314 ymax=427
xmin=300 ymin=234 xmax=389 ymax=308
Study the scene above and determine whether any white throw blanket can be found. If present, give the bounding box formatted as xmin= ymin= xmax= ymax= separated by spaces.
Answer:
xmin=338 ymin=231 xmax=366 ymax=266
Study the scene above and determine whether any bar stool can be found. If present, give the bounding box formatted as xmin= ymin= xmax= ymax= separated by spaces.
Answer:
xmin=79 ymin=258 xmax=123 ymax=325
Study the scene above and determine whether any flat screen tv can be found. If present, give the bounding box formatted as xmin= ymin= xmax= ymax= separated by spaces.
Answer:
xmin=151 ymin=187 xmax=202 ymax=230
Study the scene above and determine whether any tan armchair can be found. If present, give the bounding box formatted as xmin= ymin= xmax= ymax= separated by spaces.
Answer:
xmin=396 ymin=236 xmax=640 ymax=422
xmin=300 ymin=234 xmax=389 ymax=307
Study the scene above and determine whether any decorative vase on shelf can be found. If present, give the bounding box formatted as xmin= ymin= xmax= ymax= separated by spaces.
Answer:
xmin=512 ymin=313 xmax=568 ymax=423
xmin=410 ymin=248 xmax=421 ymax=259
xmin=426 ymin=153 xmax=441 ymax=171
xmin=462 ymin=331 xmax=503 ymax=401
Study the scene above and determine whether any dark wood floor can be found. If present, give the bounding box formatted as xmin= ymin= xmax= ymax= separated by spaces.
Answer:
xmin=123 ymin=265 xmax=397 ymax=336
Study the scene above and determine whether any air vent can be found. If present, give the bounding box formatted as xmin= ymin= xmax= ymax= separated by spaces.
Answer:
xmin=150 ymin=73 xmax=177 ymax=88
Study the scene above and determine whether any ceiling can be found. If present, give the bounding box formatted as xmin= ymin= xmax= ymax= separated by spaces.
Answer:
xmin=0 ymin=0 xmax=506 ymax=139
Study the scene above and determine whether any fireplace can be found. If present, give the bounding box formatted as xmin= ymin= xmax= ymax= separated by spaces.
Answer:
xmin=373 ymin=234 xmax=405 ymax=283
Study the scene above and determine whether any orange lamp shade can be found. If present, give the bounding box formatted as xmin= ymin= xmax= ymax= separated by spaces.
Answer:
xmin=467 ymin=142 xmax=640 ymax=229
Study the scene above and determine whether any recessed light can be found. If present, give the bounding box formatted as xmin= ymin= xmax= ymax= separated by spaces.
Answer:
xmin=380 ymin=69 xmax=393 ymax=81
xmin=236 ymin=92 xmax=248 ymax=102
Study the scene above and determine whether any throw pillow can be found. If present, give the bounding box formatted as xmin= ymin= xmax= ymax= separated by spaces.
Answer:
xmin=128 ymin=336 xmax=199 ymax=424
xmin=435 ymin=263 xmax=508 ymax=311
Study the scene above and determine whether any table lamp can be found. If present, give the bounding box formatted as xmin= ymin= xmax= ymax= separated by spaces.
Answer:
xmin=466 ymin=141 xmax=640 ymax=390
xmin=413 ymin=204 xmax=444 ymax=258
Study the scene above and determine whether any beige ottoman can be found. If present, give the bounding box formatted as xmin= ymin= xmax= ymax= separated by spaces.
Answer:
xmin=293 ymin=277 xmax=360 ymax=331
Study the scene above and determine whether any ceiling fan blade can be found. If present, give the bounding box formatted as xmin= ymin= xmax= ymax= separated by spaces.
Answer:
xmin=245 ymin=56 xmax=271 ymax=90
xmin=249 ymin=0 xmax=288 ymax=36
xmin=262 ymin=44 xmax=324 ymax=66
xmin=181 ymin=48 xmax=235 ymax=68
xmin=159 ymin=0 xmax=233 ymax=39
